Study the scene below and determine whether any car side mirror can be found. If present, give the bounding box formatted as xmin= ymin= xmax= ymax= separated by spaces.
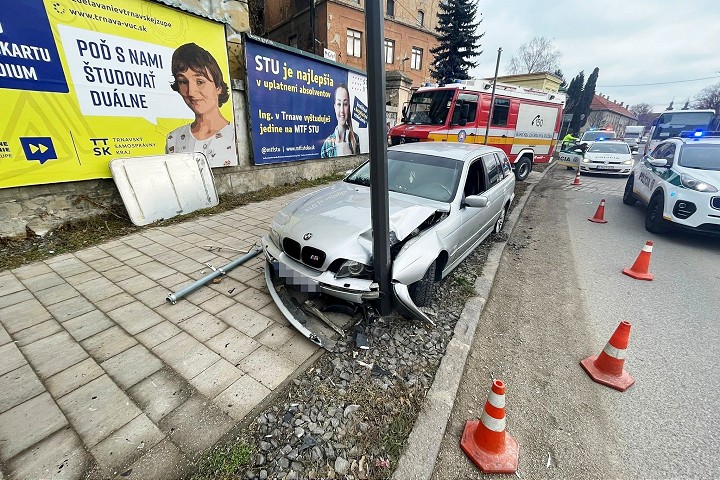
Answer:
xmin=464 ymin=195 xmax=488 ymax=208
xmin=648 ymin=158 xmax=668 ymax=168
xmin=573 ymin=149 xmax=584 ymax=154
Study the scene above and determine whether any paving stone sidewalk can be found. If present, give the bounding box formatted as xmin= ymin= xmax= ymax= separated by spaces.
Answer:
xmin=0 ymin=191 xmax=321 ymax=480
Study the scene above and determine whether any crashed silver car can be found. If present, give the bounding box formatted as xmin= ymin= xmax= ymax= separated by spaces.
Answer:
xmin=262 ymin=143 xmax=515 ymax=349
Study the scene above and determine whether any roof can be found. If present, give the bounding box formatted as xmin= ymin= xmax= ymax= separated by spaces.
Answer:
xmin=389 ymin=142 xmax=502 ymax=161
xmin=590 ymin=95 xmax=637 ymax=120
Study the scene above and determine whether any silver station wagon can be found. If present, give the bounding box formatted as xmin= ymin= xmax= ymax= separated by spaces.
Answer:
xmin=262 ymin=142 xmax=516 ymax=350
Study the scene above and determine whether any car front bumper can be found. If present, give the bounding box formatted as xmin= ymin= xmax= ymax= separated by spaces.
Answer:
xmin=262 ymin=235 xmax=435 ymax=349
xmin=662 ymin=192 xmax=720 ymax=233
xmin=580 ymin=163 xmax=632 ymax=175
xmin=262 ymin=235 xmax=379 ymax=304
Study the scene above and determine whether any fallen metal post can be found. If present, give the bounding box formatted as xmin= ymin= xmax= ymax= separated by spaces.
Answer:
xmin=166 ymin=245 xmax=263 ymax=304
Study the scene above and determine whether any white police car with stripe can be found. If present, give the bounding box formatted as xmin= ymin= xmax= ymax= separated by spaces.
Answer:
xmin=623 ymin=131 xmax=720 ymax=234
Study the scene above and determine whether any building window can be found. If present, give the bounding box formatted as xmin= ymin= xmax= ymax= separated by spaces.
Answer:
xmin=289 ymin=34 xmax=297 ymax=48
xmin=417 ymin=10 xmax=425 ymax=27
xmin=384 ymin=39 xmax=394 ymax=64
xmin=387 ymin=0 xmax=394 ymax=16
xmin=347 ymin=29 xmax=362 ymax=58
xmin=411 ymin=47 xmax=422 ymax=70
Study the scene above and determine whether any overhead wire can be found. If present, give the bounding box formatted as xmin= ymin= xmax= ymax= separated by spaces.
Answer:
xmin=598 ymin=76 xmax=720 ymax=88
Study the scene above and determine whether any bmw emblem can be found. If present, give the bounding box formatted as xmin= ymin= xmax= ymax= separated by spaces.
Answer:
xmin=303 ymin=232 xmax=313 ymax=241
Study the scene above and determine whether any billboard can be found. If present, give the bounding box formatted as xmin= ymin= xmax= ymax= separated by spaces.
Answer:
xmin=245 ymin=36 xmax=369 ymax=164
xmin=0 ymin=0 xmax=236 ymax=189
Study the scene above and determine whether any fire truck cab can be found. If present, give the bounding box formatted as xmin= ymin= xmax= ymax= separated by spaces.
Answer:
xmin=389 ymin=80 xmax=566 ymax=181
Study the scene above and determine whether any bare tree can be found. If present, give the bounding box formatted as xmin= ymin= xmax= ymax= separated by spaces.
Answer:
xmin=507 ymin=36 xmax=561 ymax=74
xmin=630 ymin=102 xmax=655 ymax=127
xmin=692 ymin=82 xmax=720 ymax=114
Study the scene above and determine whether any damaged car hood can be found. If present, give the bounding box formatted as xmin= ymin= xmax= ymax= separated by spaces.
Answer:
xmin=275 ymin=182 xmax=447 ymax=261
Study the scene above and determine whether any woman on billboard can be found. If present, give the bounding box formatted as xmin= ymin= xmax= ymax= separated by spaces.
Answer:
xmin=320 ymin=84 xmax=360 ymax=158
xmin=166 ymin=42 xmax=237 ymax=167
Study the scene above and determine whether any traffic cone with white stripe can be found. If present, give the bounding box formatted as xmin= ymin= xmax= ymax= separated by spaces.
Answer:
xmin=571 ymin=169 xmax=582 ymax=185
xmin=580 ymin=320 xmax=635 ymax=392
xmin=460 ymin=379 xmax=519 ymax=473
xmin=622 ymin=240 xmax=654 ymax=281
xmin=589 ymin=198 xmax=608 ymax=223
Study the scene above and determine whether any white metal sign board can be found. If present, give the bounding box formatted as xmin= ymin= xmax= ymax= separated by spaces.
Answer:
xmin=110 ymin=153 xmax=218 ymax=226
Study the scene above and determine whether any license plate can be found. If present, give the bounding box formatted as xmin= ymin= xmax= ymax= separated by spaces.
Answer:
xmin=274 ymin=261 xmax=320 ymax=293
xmin=596 ymin=165 xmax=615 ymax=170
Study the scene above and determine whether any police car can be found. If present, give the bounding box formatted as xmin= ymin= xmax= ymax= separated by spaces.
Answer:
xmin=579 ymin=140 xmax=633 ymax=175
xmin=623 ymin=131 xmax=720 ymax=234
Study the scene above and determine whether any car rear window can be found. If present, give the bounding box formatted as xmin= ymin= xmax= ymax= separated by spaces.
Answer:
xmin=678 ymin=144 xmax=720 ymax=171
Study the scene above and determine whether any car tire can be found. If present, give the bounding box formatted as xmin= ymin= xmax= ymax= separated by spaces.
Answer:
xmin=623 ymin=176 xmax=637 ymax=205
xmin=514 ymin=156 xmax=532 ymax=181
xmin=494 ymin=205 xmax=508 ymax=234
xmin=645 ymin=193 xmax=668 ymax=233
xmin=409 ymin=260 xmax=436 ymax=308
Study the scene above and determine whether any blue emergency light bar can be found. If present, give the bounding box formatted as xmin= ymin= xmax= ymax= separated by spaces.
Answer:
xmin=679 ymin=130 xmax=720 ymax=138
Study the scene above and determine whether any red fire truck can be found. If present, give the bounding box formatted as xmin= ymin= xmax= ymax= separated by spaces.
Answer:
xmin=389 ymin=80 xmax=566 ymax=180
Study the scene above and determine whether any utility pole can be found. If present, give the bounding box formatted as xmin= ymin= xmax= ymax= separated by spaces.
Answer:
xmin=484 ymin=47 xmax=502 ymax=145
xmin=310 ymin=0 xmax=316 ymax=54
xmin=365 ymin=0 xmax=391 ymax=315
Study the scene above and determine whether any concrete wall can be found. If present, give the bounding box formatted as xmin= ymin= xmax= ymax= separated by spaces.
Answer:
xmin=0 ymin=0 xmax=366 ymax=239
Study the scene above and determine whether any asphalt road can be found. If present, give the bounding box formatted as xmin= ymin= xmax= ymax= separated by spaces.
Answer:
xmin=431 ymin=165 xmax=720 ymax=479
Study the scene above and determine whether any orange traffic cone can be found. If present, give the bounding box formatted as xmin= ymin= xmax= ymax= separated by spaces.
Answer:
xmin=571 ymin=169 xmax=582 ymax=185
xmin=589 ymin=198 xmax=608 ymax=223
xmin=460 ymin=379 xmax=519 ymax=473
xmin=622 ymin=240 xmax=654 ymax=281
xmin=580 ymin=321 xmax=635 ymax=391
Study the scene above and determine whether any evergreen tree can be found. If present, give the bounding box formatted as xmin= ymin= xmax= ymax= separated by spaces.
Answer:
xmin=570 ymin=67 xmax=599 ymax=133
xmin=564 ymin=71 xmax=584 ymax=115
xmin=554 ymin=69 xmax=567 ymax=92
xmin=430 ymin=0 xmax=484 ymax=85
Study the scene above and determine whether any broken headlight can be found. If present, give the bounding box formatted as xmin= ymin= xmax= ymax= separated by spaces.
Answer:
xmin=335 ymin=260 xmax=374 ymax=279
xmin=269 ymin=227 xmax=281 ymax=248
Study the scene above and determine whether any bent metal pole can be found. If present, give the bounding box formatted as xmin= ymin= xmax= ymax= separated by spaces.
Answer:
xmin=166 ymin=245 xmax=263 ymax=304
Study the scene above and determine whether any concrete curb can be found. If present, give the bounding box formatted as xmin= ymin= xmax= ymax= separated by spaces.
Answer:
xmin=392 ymin=165 xmax=553 ymax=480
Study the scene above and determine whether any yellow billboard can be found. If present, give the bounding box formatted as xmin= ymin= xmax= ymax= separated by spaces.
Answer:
xmin=0 ymin=0 xmax=236 ymax=189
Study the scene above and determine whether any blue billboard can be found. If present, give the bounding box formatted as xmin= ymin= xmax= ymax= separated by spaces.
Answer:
xmin=0 ymin=0 xmax=68 ymax=93
xmin=245 ymin=36 xmax=369 ymax=164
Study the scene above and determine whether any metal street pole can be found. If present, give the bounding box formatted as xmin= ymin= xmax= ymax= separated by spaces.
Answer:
xmin=365 ymin=0 xmax=392 ymax=315
xmin=310 ymin=0 xmax=316 ymax=54
xmin=484 ymin=47 xmax=502 ymax=145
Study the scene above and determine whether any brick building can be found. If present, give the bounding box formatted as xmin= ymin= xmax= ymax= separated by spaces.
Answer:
xmin=259 ymin=0 xmax=440 ymax=88
xmin=583 ymin=94 xmax=637 ymax=135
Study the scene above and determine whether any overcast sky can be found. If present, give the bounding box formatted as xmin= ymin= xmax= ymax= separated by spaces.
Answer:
xmin=468 ymin=0 xmax=720 ymax=113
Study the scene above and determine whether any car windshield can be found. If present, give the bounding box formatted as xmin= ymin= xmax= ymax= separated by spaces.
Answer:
xmin=678 ymin=144 xmax=720 ymax=171
xmin=588 ymin=143 xmax=630 ymax=154
xmin=345 ymin=150 xmax=463 ymax=202
xmin=582 ymin=131 xmax=616 ymax=141
xmin=404 ymin=90 xmax=455 ymax=125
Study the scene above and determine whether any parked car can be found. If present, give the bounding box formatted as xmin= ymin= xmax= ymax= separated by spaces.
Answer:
xmin=579 ymin=140 xmax=634 ymax=176
xmin=623 ymin=131 xmax=720 ymax=234
xmin=261 ymin=143 xmax=516 ymax=349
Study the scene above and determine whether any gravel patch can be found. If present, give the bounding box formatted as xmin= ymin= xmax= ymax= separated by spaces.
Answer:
xmin=218 ymin=236 xmax=499 ymax=480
